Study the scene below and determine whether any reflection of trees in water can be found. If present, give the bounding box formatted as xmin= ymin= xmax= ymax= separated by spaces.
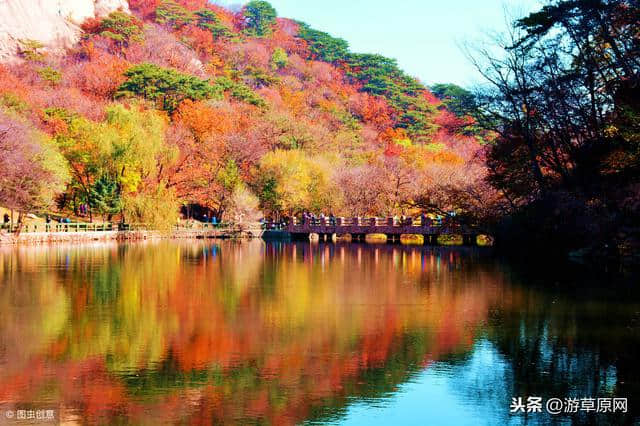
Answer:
xmin=0 ymin=242 xmax=638 ymax=424
xmin=0 ymin=242 xmax=501 ymax=423
xmin=161 ymin=242 xmax=500 ymax=424
xmin=0 ymin=272 xmax=69 ymax=381
xmin=119 ymin=331 xmax=435 ymax=424
xmin=372 ymin=258 xmax=640 ymax=425
xmin=477 ymin=262 xmax=640 ymax=425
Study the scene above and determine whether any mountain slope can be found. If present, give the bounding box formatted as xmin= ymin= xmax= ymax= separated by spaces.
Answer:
xmin=0 ymin=0 xmax=495 ymax=228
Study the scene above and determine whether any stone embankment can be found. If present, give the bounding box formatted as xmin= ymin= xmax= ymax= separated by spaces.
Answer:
xmin=0 ymin=227 xmax=264 ymax=245
xmin=0 ymin=230 xmax=157 ymax=245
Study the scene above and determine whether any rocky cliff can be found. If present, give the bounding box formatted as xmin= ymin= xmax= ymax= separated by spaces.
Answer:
xmin=0 ymin=0 xmax=130 ymax=61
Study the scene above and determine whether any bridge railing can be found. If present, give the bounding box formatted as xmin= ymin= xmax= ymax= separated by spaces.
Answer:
xmin=174 ymin=222 xmax=233 ymax=231
xmin=0 ymin=222 xmax=122 ymax=233
xmin=0 ymin=221 xmax=244 ymax=234
xmin=261 ymin=222 xmax=287 ymax=230
xmin=287 ymin=217 xmax=454 ymax=228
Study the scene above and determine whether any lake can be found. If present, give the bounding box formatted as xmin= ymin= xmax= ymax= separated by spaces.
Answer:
xmin=0 ymin=240 xmax=638 ymax=425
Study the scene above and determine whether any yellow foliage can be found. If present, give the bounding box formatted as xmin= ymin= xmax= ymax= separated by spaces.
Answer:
xmin=123 ymin=184 xmax=180 ymax=231
xmin=280 ymin=87 xmax=306 ymax=117
xmin=258 ymin=149 xmax=338 ymax=213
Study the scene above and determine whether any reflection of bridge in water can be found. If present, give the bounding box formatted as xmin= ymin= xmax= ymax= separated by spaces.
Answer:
xmin=281 ymin=217 xmax=482 ymax=245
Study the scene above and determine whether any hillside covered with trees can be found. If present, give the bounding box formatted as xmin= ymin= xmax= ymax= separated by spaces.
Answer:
xmin=1 ymin=0 xmax=638 ymax=259
xmin=0 ymin=0 xmax=494 ymax=230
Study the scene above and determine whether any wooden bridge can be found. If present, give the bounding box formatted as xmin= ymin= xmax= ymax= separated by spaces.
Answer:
xmin=280 ymin=217 xmax=482 ymax=245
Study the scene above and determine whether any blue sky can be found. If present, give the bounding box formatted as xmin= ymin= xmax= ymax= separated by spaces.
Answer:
xmin=213 ymin=0 xmax=542 ymax=88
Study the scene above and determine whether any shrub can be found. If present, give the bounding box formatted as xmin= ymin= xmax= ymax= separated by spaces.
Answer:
xmin=36 ymin=67 xmax=62 ymax=86
xmin=270 ymin=47 xmax=288 ymax=70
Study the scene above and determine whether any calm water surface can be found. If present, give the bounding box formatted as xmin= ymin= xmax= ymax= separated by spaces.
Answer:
xmin=0 ymin=241 xmax=638 ymax=425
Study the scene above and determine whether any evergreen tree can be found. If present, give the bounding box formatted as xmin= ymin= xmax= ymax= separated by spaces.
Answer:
xmin=430 ymin=83 xmax=478 ymax=117
xmin=195 ymin=9 xmax=232 ymax=39
xmin=90 ymin=175 xmax=122 ymax=221
xmin=243 ymin=1 xmax=277 ymax=37
xmin=116 ymin=63 xmax=221 ymax=112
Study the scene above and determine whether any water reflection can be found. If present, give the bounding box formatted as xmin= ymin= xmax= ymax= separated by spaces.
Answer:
xmin=0 ymin=241 xmax=638 ymax=425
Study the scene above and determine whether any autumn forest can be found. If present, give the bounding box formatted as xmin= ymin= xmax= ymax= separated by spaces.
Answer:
xmin=1 ymin=1 xmax=640 ymax=424
xmin=0 ymin=0 xmax=638 ymax=258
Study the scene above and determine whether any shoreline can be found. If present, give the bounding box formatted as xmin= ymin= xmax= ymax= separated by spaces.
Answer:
xmin=0 ymin=228 xmax=262 ymax=245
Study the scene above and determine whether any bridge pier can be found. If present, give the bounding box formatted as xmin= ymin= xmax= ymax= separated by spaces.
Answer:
xmin=423 ymin=234 xmax=439 ymax=245
xmin=462 ymin=234 xmax=477 ymax=246
xmin=385 ymin=234 xmax=400 ymax=244
xmin=280 ymin=219 xmax=488 ymax=246
xmin=351 ymin=233 xmax=366 ymax=242
xmin=291 ymin=232 xmax=310 ymax=241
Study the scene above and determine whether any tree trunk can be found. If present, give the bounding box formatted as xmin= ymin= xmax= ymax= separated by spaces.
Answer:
xmin=14 ymin=212 xmax=24 ymax=237
xmin=86 ymin=191 xmax=93 ymax=223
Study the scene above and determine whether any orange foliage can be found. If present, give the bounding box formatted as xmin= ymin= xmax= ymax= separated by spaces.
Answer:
xmin=41 ymin=114 xmax=69 ymax=135
xmin=173 ymin=99 xmax=233 ymax=142
xmin=430 ymin=150 xmax=465 ymax=165
xmin=267 ymin=19 xmax=309 ymax=57
xmin=179 ymin=26 xmax=214 ymax=58
xmin=379 ymin=127 xmax=409 ymax=144
xmin=279 ymin=87 xmax=306 ymax=117
xmin=174 ymin=0 xmax=208 ymax=10
xmin=349 ymin=93 xmax=393 ymax=130
xmin=434 ymin=109 xmax=473 ymax=133
xmin=71 ymin=52 xmax=129 ymax=98
xmin=379 ymin=128 xmax=411 ymax=156
xmin=204 ymin=54 xmax=225 ymax=76
xmin=423 ymin=89 xmax=441 ymax=105
xmin=384 ymin=142 xmax=403 ymax=157
xmin=81 ymin=17 xmax=103 ymax=34
xmin=207 ymin=4 xmax=235 ymax=28
xmin=128 ymin=0 xmax=160 ymax=18
xmin=0 ymin=65 xmax=29 ymax=99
